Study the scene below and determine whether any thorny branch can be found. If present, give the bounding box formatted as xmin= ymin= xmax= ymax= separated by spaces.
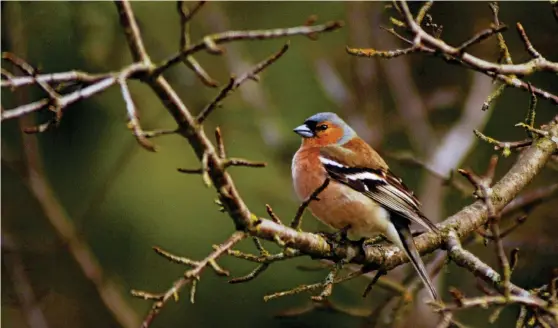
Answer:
xmin=2 ymin=1 xmax=558 ymax=327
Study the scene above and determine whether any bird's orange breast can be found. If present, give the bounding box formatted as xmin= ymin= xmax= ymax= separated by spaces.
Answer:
xmin=292 ymin=148 xmax=390 ymax=237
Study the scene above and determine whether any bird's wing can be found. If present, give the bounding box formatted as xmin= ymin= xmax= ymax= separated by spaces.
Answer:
xmin=319 ymin=146 xmax=438 ymax=232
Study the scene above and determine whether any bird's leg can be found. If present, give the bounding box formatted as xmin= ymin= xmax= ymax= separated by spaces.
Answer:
xmin=316 ymin=224 xmax=352 ymax=243
xmin=359 ymin=242 xmax=387 ymax=273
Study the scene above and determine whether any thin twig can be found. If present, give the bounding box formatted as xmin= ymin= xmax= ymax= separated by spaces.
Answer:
xmin=377 ymin=1 xmax=558 ymax=104
xmin=1 ymin=69 xmax=110 ymax=88
xmin=346 ymin=45 xmax=420 ymax=58
xmin=118 ymin=64 xmax=157 ymax=151
xmin=136 ymin=232 xmax=246 ymax=328
xmin=455 ymin=24 xmax=507 ymax=55
xmin=114 ymin=0 xmax=151 ymax=64
xmin=397 ymin=1 xmax=558 ymax=75
xmin=177 ymin=1 xmax=217 ymax=87
xmin=489 ymin=2 xmax=513 ymax=65
xmin=3 ymin=52 xmax=63 ymax=127
xmin=481 ymin=83 xmax=506 ymax=111
xmin=415 ymin=1 xmax=434 ymax=25
xmin=153 ymin=246 xmax=230 ymax=276
xmin=290 ymin=178 xmax=330 ymax=230
xmin=154 ymin=20 xmax=343 ymax=76
xmin=2 ymin=52 xmax=61 ymax=102
xmin=516 ymin=23 xmax=541 ymax=59
xmin=196 ymin=42 xmax=290 ymax=124
xmin=2 ymin=76 xmax=117 ymax=121
xmin=524 ymin=82 xmax=538 ymax=139
xmin=224 ymin=158 xmax=267 ymax=168
xmin=473 ymin=129 xmax=532 ymax=156
xmin=215 ymin=127 xmax=226 ymax=159
xmin=264 ymin=270 xmax=362 ymax=302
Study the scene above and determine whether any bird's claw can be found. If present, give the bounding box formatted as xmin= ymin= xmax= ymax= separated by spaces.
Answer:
xmin=317 ymin=224 xmax=352 ymax=244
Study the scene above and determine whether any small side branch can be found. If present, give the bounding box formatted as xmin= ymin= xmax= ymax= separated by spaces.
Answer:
xmin=196 ymin=42 xmax=290 ymax=124
xmin=118 ymin=64 xmax=157 ymax=152
xmin=177 ymin=1 xmax=217 ymax=87
xmin=132 ymin=231 xmax=245 ymax=328
xmin=351 ymin=1 xmax=558 ymax=104
xmin=290 ymin=178 xmax=330 ymax=230
xmin=154 ymin=20 xmax=343 ymax=75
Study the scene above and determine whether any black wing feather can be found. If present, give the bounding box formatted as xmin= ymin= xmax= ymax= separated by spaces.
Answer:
xmin=320 ymin=156 xmax=438 ymax=232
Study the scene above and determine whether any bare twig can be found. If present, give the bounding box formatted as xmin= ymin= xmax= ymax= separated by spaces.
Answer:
xmin=446 ymin=231 xmax=554 ymax=317
xmin=2 ymin=76 xmax=116 ymax=121
xmin=477 ymin=215 xmax=528 ymax=240
xmin=224 ymin=158 xmax=267 ymax=169
xmin=154 ymin=20 xmax=344 ymax=76
xmin=524 ymin=83 xmax=538 ymax=139
xmin=290 ymin=178 xmax=330 ymax=230
xmin=482 ymin=84 xmax=507 ymax=111
xmin=1 ymin=69 xmax=110 ymax=88
xmin=153 ymin=246 xmax=229 ymax=276
xmin=114 ymin=0 xmax=151 ymax=64
xmin=346 ymin=45 xmax=420 ymax=58
xmin=118 ymin=63 xmax=157 ymax=151
xmin=349 ymin=1 xmax=558 ymax=104
xmin=397 ymin=1 xmax=558 ymax=75
xmin=2 ymin=52 xmax=61 ymax=104
xmin=415 ymin=1 xmax=434 ymax=25
xmin=455 ymin=24 xmax=508 ymax=55
xmin=489 ymin=2 xmax=513 ymax=65
xmin=516 ymin=23 xmax=541 ymax=59
xmin=439 ymin=294 xmax=552 ymax=314
xmin=458 ymin=156 xmax=514 ymax=298
xmin=215 ymin=127 xmax=226 ymax=159
xmin=474 ymin=129 xmax=532 ymax=156
xmin=134 ymin=232 xmax=246 ymax=328
xmin=177 ymin=1 xmax=217 ymax=87
xmin=196 ymin=42 xmax=290 ymax=124
xmin=264 ymin=270 xmax=362 ymax=302
xmin=265 ymin=204 xmax=282 ymax=224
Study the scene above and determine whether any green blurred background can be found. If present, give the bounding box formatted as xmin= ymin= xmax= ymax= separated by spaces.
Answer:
xmin=2 ymin=2 xmax=557 ymax=328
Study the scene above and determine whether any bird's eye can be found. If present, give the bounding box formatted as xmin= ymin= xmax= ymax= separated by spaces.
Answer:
xmin=316 ymin=124 xmax=328 ymax=131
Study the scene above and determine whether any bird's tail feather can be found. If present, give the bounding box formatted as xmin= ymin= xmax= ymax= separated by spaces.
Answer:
xmin=394 ymin=225 xmax=439 ymax=301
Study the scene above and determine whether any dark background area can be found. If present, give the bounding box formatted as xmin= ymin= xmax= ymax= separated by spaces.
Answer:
xmin=2 ymin=2 xmax=557 ymax=328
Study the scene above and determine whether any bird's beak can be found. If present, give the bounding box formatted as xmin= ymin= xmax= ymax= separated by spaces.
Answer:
xmin=293 ymin=124 xmax=314 ymax=138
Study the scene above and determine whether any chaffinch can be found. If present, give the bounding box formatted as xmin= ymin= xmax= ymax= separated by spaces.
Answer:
xmin=292 ymin=112 xmax=439 ymax=300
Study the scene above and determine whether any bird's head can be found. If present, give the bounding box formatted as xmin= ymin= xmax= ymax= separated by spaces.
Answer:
xmin=293 ymin=112 xmax=356 ymax=147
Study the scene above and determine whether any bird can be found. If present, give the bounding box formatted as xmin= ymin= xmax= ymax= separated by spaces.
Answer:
xmin=291 ymin=112 xmax=439 ymax=300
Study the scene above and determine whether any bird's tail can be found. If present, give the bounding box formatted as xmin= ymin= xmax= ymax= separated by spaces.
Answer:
xmin=394 ymin=225 xmax=439 ymax=301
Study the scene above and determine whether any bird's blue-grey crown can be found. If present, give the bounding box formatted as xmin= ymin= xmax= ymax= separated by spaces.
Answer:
xmin=293 ymin=112 xmax=356 ymax=144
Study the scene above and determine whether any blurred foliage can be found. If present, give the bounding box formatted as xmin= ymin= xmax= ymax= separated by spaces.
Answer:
xmin=1 ymin=2 xmax=557 ymax=328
